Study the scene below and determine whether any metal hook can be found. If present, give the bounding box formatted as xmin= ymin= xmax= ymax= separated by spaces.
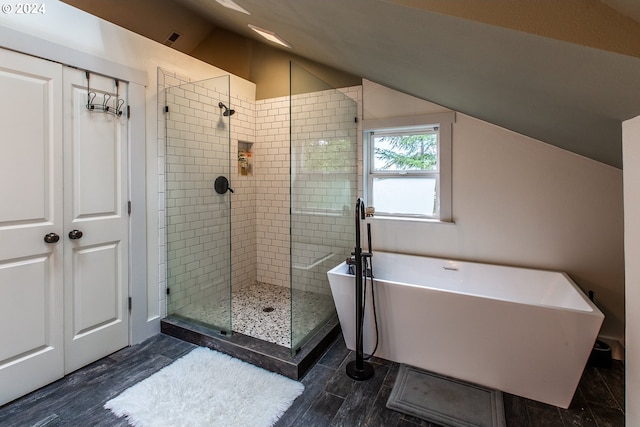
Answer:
xmin=102 ymin=93 xmax=111 ymax=112
xmin=116 ymin=98 xmax=125 ymax=115
xmin=87 ymin=92 xmax=97 ymax=110
xmin=85 ymin=71 xmax=124 ymax=117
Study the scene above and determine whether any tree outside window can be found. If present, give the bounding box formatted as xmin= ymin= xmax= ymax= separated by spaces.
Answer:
xmin=368 ymin=127 xmax=440 ymax=217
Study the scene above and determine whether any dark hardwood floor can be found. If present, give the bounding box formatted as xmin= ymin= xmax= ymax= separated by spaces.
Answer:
xmin=0 ymin=333 xmax=625 ymax=426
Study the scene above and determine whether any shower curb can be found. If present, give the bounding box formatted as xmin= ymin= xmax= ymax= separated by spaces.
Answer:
xmin=160 ymin=315 xmax=341 ymax=380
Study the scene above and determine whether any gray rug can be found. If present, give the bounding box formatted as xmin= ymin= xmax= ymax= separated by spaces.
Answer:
xmin=387 ymin=365 xmax=506 ymax=427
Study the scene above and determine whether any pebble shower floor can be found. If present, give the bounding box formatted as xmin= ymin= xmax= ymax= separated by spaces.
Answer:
xmin=172 ymin=282 xmax=335 ymax=347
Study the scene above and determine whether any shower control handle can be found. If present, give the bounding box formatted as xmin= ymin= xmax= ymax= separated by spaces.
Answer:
xmin=214 ymin=176 xmax=234 ymax=194
xmin=68 ymin=229 xmax=83 ymax=240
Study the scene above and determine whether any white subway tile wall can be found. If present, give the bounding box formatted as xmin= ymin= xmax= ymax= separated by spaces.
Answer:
xmin=157 ymin=67 xmax=362 ymax=328
xmin=255 ymin=96 xmax=291 ymax=289
xmin=291 ymin=88 xmax=359 ymax=296
xmin=230 ymin=97 xmax=257 ymax=294
xmin=158 ymin=69 xmax=258 ymax=318
xmin=254 ymin=86 xmax=362 ymax=298
xmin=165 ymin=78 xmax=232 ymax=314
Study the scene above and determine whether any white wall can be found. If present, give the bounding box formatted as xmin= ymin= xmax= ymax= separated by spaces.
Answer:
xmin=364 ymin=80 xmax=625 ymax=341
xmin=623 ymin=115 xmax=640 ymax=424
xmin=0 ymin=1 xmax=256 ymax=342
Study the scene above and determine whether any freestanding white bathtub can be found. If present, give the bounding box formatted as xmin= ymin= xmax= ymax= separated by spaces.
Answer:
xmin=327 ymin=251 xmax=604 ymax=408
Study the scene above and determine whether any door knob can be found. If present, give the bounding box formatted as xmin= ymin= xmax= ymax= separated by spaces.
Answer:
xmin=68 ymin=230 xmax=83 ymax=240
xmin=44 ymin=233 xmax=60 ymax=244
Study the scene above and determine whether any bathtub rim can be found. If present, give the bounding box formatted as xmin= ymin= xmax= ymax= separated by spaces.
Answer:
xmin=327 ymin=251 xmax=604 ymax=316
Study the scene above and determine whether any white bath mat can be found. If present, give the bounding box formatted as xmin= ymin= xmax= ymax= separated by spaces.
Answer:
xmin=104 ymin=347 xmax=304 ymax=427
xmin=387 ymin=364 xmax=505 ymax=427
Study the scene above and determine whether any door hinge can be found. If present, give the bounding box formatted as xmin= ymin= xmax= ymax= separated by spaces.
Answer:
xmin=128 ymin=201 xmax=132 ymax=215
xmin=164 ymin=105 xmax=169 ymax=113
xmin=127 ymin=105 xmax=131 ymax=119
xmin=166 ymin=288 xmax=170 ymax=295
xmin=128 ymin=297 xmax=132 ymax=312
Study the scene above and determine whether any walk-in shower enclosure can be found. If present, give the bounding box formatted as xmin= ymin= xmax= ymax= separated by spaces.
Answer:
xmin=165 ymin=75 xmax=233 ymax=335
xmin=163 ymin=64 xmax=357 ymax=354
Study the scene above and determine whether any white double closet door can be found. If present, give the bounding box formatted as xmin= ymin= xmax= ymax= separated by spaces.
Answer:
xmin=0 ymin=49 xmax=129 ymax=406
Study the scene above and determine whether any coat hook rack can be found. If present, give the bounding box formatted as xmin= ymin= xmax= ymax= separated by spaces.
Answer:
xmin=85 ymin=71 xmax=124 ymax=117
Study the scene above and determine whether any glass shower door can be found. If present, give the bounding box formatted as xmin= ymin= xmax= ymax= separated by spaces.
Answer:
xmin=290 ymin=62 xmax=358 ymax=353
xmin=165 ymin=75 xmax=232 ymax=335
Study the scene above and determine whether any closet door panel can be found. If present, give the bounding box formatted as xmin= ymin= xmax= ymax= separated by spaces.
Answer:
xmin=0 ymin=70 xmax=48 ymax=223
xmin=0 ymin=48 xmax=64 ymax=406
xmin=63 ymin=69 xmax=129 ymax=373
xmin=72 ymin=94 xmax=119 ymax=217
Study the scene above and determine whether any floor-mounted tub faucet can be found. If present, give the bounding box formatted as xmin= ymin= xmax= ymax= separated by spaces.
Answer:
xmin=346 ymin=198 xmax=375 ymax=381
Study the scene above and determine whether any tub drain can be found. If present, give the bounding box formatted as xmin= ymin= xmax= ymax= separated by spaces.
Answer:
xmin=263 ymin=307 xmax=275 ymax=313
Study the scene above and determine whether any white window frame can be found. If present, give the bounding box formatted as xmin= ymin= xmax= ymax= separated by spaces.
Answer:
xmin=363 ymin=112 xmax=454 ymax=222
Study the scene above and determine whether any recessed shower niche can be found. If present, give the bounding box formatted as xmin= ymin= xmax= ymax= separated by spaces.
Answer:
xmin=159 ymin=64 xmax=359 ymax=375
xmin=238 ymin=141 xmax=253 ymax=176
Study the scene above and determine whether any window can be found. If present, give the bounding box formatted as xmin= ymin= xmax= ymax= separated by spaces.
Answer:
xmin=364 ymin=113 xmax=453 ymax=221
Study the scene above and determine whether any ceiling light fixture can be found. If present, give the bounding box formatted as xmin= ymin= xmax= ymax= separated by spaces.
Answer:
xmin=215 ymin=0 xmax=250 ymax=15
xmin=248 ymin=24 xmax=292 ymax=48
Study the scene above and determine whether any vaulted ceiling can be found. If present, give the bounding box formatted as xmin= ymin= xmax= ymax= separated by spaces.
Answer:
xmin=63 ymin=0 xmax=640 ymax=168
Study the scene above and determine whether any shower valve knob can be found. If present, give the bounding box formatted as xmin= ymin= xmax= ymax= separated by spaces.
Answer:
xmin=214 ymin=176 xmax=233 ymax=194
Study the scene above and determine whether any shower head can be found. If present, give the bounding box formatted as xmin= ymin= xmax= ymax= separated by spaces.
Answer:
xmin=218 ymin=102 xmax=235 ymax=117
